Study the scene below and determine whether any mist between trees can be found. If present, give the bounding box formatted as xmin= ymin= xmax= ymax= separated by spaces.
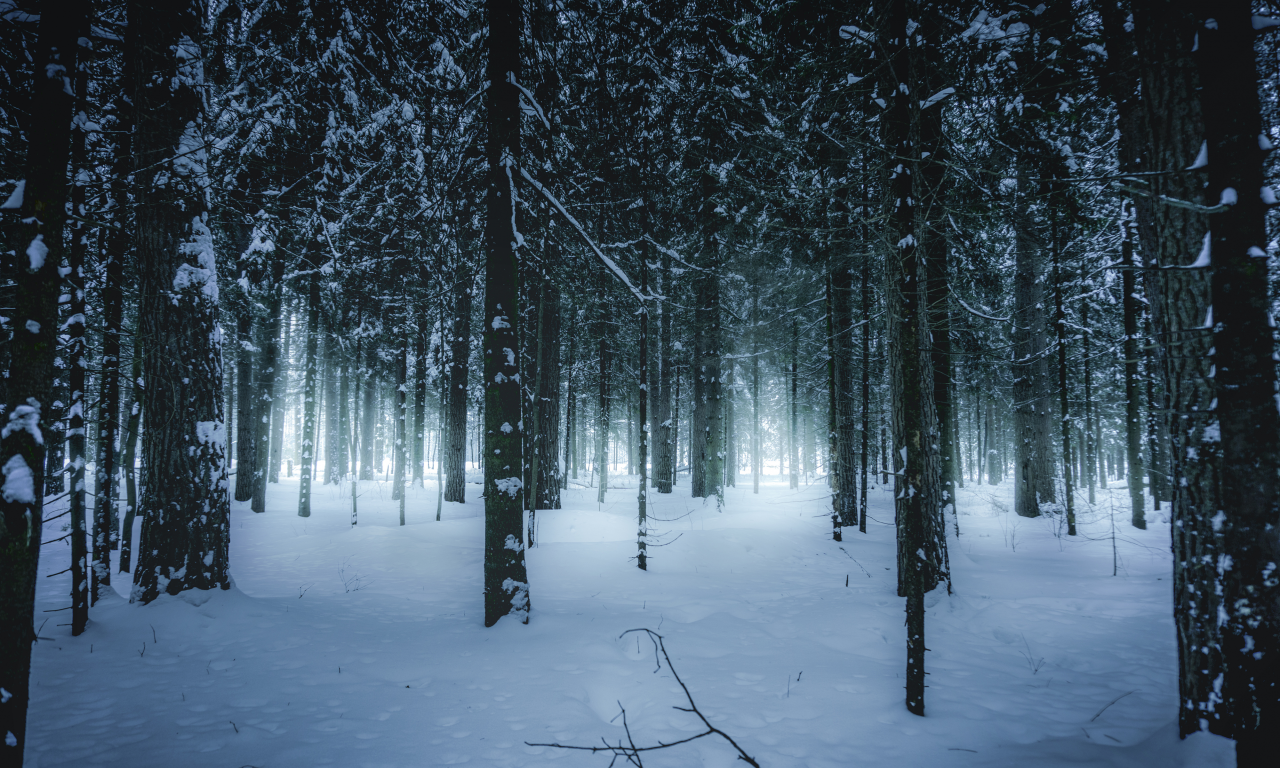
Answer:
xmin=1 ymin=1 xmax=1278 ymax=767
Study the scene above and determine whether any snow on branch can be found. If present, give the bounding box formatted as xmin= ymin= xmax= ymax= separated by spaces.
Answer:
xmin=839 ymin=25 xmax=875 ymax=43
xmin=919 ymin=87 xmax=955 ymax=110
xmin=954 ymin=294 xmax=1010 ymax=323
xmin=516 ymin=165 xmax=651 ymax=304
xmin=643 ymin=236 xmax=713 ymax=274
xmin=508 ymin=72 xmax=551 ymax=132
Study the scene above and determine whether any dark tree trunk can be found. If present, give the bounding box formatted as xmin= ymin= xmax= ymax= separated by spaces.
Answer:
xmin=564 ymin=305 xmax=576 ymax=486
xmin=1011 ymin=157 xmax=1050 ymax=519
xmin=831 ymin=266 xmax=858 ymax=528
xmin=234 ymin=310 xmax=256 ymax=502
xmin=1122 ymin=219 xmax=1145 ymax=525
xmin=334 ymin=328 xmax=349 ymax=482
xmin=637 ymin=245 xmax=649 ymax=570
xmin=1194 ymin=4 xmax=1280 ymax=761
xmin=269 ymin=309 xmax=291 ymax=483
xmin=1051 ymin=203 xmax=1076 ymax=536
xmin=1127 ymin=0 xmax=1220 ymax=736
xmin=253 ymin=262 xmax=284 ymax=512
xmin=393 ymin=333 xmax=407 ymax=521
xmin=119 ymin=338 xmax=143 ymax=573
xmin=690 ymin=176 xmax=723 ymax=504
xmin=918 ymin=47 xmax=955 ymax=532
xmin=752 ymin=278 xmax=761 ymax=494
xmin=132 ymin=0 xmax=231 ymax=603
xmin=1082 ymin=296 xmax=1096 ymax=505
xmin=359 ymin=342 xmax=377 ymax=480
xmin=482 ymin=0 xmax=530 ymax=626
xmin=0 ymin=0 xmax=85 ymax=731
xmin=672 ymin=363 xmax=681 ymax=486
xmin=445 ymin=277 xmax=472 ymax=503
xmin=67 ymin=59 xmax=91 ymax=632
xmin=596 ymin=306 xmax=609 ymax=504
xmin=324 ymin=317 xmax=342 ymax=486
xmin=655 ymin=243 xmax=674 ymax=493
xmin=96 ymin=62 xmax=133 ymax=574
xmin=789 ymin=320 xmax=799 ymax=490
xmin=881 ymin=0 xmax=940 ymax=717
xmin=859 ymin=258 xmax=871 ymax=531
xmin=724 ymin=359 xmax=735 ymax=488
xmin=297 ymin=275 xmax=320 ymax=518
xmin=44 ymin=370 xmax=65 ymax=499
xmin=413 ymin=324 xmax=428 ymax=488
xmin=534 ymin=280 xmax=561 ymax=510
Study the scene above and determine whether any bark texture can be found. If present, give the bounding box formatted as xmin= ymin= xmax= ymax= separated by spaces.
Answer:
xmin=132 ymin=0 xmax=232 ymax=603
xmin=482 ymin=0 xmax=531 ymax=626
xmin=445 ymin=277 xmax=473 ymax=503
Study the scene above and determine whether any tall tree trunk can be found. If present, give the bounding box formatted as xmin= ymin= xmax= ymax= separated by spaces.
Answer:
xmin=437 ymin=300 xmax=448 ymax=520
xmin=985 ymin=398 xmax=998 ymax=485
xmin=119 ymin=336 xmax=143 ymax=574
xmin=297 ymin=275 xmax=320 ymax=518
xmin=252 ymin=262 xmax=284 ymax=512
xmin=393 ymin=332 xmax=407 ymax=521
xmin=534 ymin=281 xmax=561 ymax=509
xmin=1126 ymin=0 xmax=1219 ymax=737
xmin=96 ymin=62 xmax=133 ymax=569
xmin=859 ymin=258 xmax=871 ymax=532
xmin=724 ymin=359 xmax=736 ymax=488
xmin=132 ymin=0 xmax=231 ymax=603
xmin=67 ymin=68 xmax=91 ymax=632
xmin=234 ymin=309 xmax=256 ymax=502
xmin=1011 ymin=157 xmax=1049 ymax=519
xmin=789 ymin=320 xmax=799 ymax=490
xmin=359 ymin=342 xmax=377 ymax=480
xmin=1122 ymin=217 xmax=1145 ymax=526
xmin=656 ymin=244 xmax=673 ymax=493
xmin=832 ymin=266 xmax=858 ymax=528
xmin=690 ymin=184 xmax=723 ymax=504
xmin=1194 ymin=5 xmax=1279 ymax=761
xmin=918 ymin=44 xmax=955 ymax=532
xmin=269 ymin=309 xmax=291 ymax=483
xmin=482 ymin=0 xmax=530 ymax=626
xmin=1051 ymin=201 xmax=1076 ymax=535
xmin=672 ymin=363 xmax=681 ymax=487
xmin=445 ymin=277 xmax=472 ymax=502
xmin=596 ymin=319 xmax=609 ymax=505
xmin=564 ymin=306 xmax=576 ymax=486
xmin=752 ymin=277 xmax=761 ymax=494
xmin=1144 ymin=337 xmax=1170 ymax=505
xmin=1082 ymin=295 xmax=1096 ymax=504
xmin=323 ymin=316 xmax=341 ymax=486
xmin=0 ymin=0 xmax=85 ymax=738
xmin=413 ymin=323 xmax=428 ymax=488
xmin=637 ymin=245 xmax=649 ymax=570
xmin=882 ymin=0 xmax=938 ymax=716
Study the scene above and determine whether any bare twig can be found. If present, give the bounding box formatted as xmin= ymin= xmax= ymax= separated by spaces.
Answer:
xmin=527 ymin=629 xmax=761 ymax=767
xmin=1090 ymin=690 xmax=1136 ymax=722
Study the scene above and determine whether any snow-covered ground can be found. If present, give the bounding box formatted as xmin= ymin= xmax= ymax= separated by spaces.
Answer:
xmin=26 ymin=469 xmax=1234 ymax=767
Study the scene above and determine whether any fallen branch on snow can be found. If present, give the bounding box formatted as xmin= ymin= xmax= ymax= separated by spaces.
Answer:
xmin=527 ymin=628 xmax=761 ymax=767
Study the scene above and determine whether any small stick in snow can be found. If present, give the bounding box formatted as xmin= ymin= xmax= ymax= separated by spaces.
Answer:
xmin=838 ymin=547 xmax=872 ymax=578
xmin=1089 ymin=690 xmax=1136 ymax=722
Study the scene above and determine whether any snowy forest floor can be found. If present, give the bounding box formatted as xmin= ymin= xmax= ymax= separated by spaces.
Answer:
xmin=26 ymin=471 xmax=1235 ymax=767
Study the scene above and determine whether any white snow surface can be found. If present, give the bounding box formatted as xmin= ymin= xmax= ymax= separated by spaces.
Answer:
xmin=27 ymin=472 xmax=1233 ymax=767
